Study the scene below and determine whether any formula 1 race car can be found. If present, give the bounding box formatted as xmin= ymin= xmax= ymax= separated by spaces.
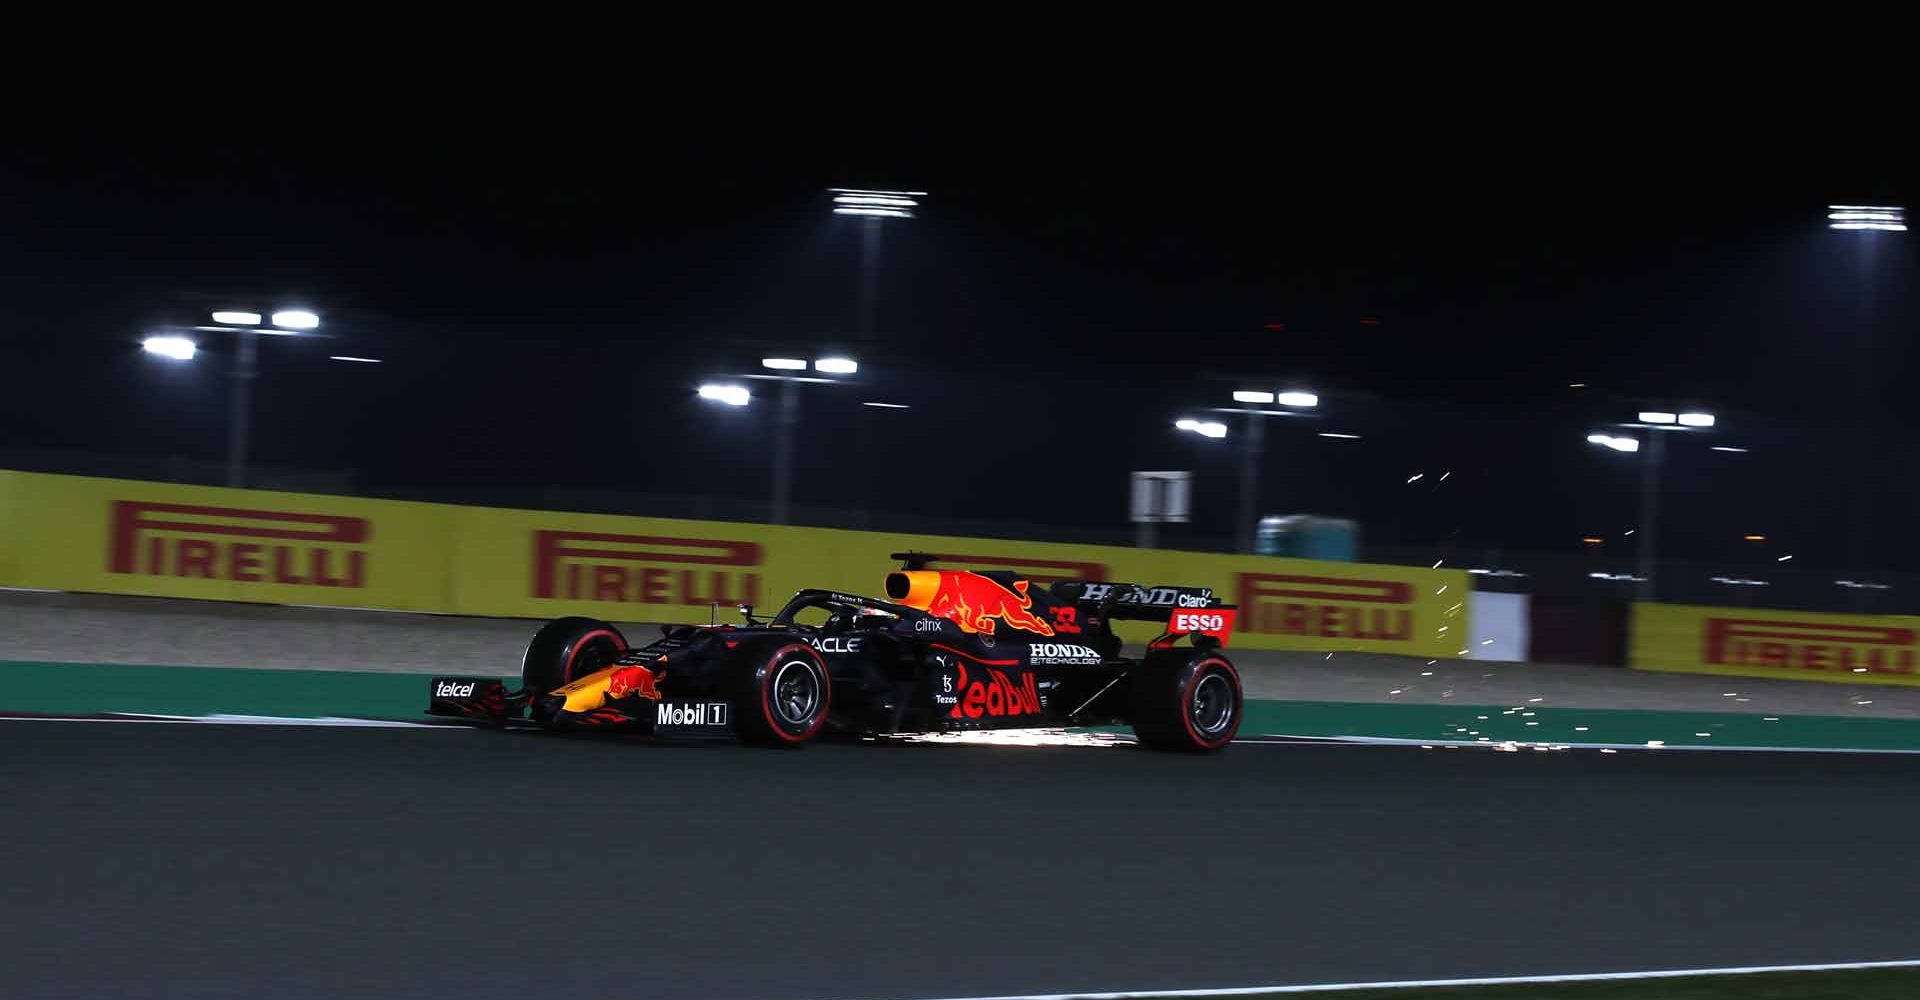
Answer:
xmin=428 ymin=553 xmax=1243 ymax=751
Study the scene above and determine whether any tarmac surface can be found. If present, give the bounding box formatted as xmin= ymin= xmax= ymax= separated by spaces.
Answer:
xmin=6 ymin=590 xmax=1918 ymax=719
xmin=4 ymin=720 xmax=1918 ymax=999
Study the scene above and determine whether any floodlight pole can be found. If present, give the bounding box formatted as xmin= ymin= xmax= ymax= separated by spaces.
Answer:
xmin=771 ymin=378 xmax=799 ymax=525
xmin=859 ymin=219 xmax=880 ymax=342
xmin=1637 ymin=428 xmax=1663 ymax=601
xmin=1236 ymin=411 xmax=1264 ymax=554
xmin=226 ymin=330 xmax=258 ymax=489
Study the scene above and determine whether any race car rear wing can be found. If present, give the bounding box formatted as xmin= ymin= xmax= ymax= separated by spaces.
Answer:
xmin=1054 ymin=581 xmax=1230 ymax=621
xmin=1054 ymin=581 xmax=1238 ymax=647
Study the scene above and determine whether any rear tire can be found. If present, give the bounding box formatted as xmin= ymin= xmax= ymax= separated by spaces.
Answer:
xmin=522 ymin=616 xmax=628 ymax=696
xmin=1130 ymin=652 xmax=1242 ymax=752
xmin=732 ymin=641 xmax=832 ymax=746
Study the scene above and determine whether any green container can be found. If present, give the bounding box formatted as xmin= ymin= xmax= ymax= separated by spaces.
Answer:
xmin=1255 ymin=515 xmax=1358 ymax=561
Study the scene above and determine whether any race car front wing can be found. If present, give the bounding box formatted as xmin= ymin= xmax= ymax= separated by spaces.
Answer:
xmin=427 ymin=675 xmax=735 ymax=738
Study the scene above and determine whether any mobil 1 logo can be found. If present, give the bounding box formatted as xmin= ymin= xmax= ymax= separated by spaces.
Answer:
xmin=655 ymin=700 xmax=733 ymax=738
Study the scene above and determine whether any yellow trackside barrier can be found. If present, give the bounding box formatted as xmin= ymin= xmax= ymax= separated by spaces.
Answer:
xmin=0 ymin=470 xmax=1468 ymax=657
xmin=1631 ymin=602 xmax=1920 ymax=687
xmin=3 ymin=470 xmax=452 ymax=611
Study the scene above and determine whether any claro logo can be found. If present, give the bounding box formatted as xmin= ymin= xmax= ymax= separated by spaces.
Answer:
xmin=108 ymin=500 xmax=370 ymax=587
xmin=1705 ymin=618 xmax=1917 ymax=675
xmin=533 ymin=531 xmax=762 ymax=607
xmin=1237 ymin=573 xmax=1413 ymax=640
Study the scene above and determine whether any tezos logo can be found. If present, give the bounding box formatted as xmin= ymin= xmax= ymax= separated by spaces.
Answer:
xmin=434 ymin=681 xmax=476 ymax=698
xmin=809 ymin=636 xmax=864 ymax=654
xmin=933 ymin=660 xmax=960 ymax=705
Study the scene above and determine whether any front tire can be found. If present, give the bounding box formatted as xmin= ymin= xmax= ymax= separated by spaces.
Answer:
xmin=522 ymin=616 xmax=629 ymax=696
xmin=733 ymin=641 xmax=832 ymax=746
xmin=1130 ymin=652 xmax=1242 ymax=752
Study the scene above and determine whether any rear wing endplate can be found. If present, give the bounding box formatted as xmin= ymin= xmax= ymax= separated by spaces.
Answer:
xmin=1058 ymin=582 xmax=1233 ymax=622
xmin=1058 ymin=582 xmax=1239 ymax=648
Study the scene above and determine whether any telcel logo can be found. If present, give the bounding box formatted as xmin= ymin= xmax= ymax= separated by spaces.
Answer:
xmin=109 ymin=500 xmax=370 ymax=587
xmin=434 ymin=681 xmax=477 ymax=698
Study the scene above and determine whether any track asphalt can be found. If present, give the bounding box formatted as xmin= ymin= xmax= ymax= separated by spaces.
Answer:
xmin=11 ymin=659 xmax=1920 ymax=750
xmin=4 ymin=722 xmax=1917 ymax=1000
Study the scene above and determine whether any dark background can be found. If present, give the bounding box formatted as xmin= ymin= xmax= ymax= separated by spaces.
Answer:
xmin=1 ymin=135 xmax=1911 ymax=579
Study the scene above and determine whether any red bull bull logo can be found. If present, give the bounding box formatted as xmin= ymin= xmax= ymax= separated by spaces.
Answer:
xmin=606 ymin=665 xmax=664 ymax=700
xmin=886 ymin=570 xmax=1056 ymax=636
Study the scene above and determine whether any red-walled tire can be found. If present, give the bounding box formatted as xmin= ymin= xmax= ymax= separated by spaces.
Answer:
xmin=732 ymin=641 xmax=832 ymax=746
xmin=522 ymin=616 xmax=628 ymax=697
xmin=1130 ymin=652 xmax=1242 ymax=753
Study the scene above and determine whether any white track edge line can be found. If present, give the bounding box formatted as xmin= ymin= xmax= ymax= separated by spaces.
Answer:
xmin=1245 ymin=733 xmax=1920 ymax=755
xmin=1 ymin=718 xmax=1912 ymax=750
xmin=0 ymin=714 xmax=447 ymax=728
xmin=889 ymin=957 xmax=1920 ymax=1000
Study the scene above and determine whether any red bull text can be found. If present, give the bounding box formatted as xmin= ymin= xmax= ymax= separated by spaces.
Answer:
xmin=947 ymin=661 xmax=1043 ymax=718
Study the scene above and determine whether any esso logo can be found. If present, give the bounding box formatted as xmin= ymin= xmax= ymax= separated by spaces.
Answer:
xmin=1173 ymin=612 xmax=1225 ymax=632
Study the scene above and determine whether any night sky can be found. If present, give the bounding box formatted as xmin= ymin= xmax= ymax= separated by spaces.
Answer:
xmin=1 ymin=134 xmax=1912 ymax=575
